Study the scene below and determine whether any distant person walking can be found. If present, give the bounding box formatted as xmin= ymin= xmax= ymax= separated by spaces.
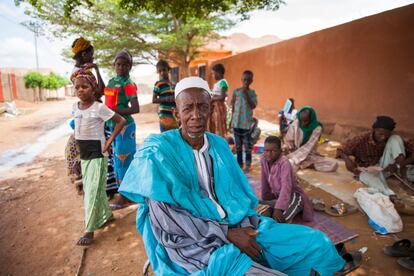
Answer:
xmin=152 ymin=60 xmax=178 ymax=132
xmin=209 ymin=63 xmax=228 ymax=137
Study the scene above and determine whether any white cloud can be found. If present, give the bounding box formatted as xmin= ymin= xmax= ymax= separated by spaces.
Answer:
xmin=0 ymin=36 xmax=73 ymax=76
xmin=222 ymin=0 xmax=414 ymax=39
xmin=2 ymin=0 xmax=413 ymax=78
xmin=0 ymin=37 xmax=37 ymax=67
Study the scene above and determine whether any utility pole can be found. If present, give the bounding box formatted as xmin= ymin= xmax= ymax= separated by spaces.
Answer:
xmin=21 ymin=21 xmax=41 ymax=70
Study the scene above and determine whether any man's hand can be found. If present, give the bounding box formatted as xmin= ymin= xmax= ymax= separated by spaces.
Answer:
xmin=227 ymin=227 xmax=262 ymax=260
xmin=340 ymin=151 xmax=360 ymax=176
xmin=272 ymin=209 xmax=286 ymax=223
xmin=384 ymin=163 xmax=399 ymax=174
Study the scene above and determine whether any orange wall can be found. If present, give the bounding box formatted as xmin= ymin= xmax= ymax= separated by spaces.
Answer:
xmin=10 ymin=73 xmax=18 ymax=100
xmin=211 ymin=5 xmax=414 ymax=134
xmin=0 ymin=72 xmax=3 ymax=102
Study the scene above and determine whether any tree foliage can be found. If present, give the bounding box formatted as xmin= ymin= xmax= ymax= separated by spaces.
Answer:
xmin=25 ymin=0 xmax=284 ymax=20
xmin=19 ymin=0 xmax=284 ymax=75
xmin=23 ymin=71 xmax=44 ymax=89
xmin=43 ymin=72 xmax=69 ymax=90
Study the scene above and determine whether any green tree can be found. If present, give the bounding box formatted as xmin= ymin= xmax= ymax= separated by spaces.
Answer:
xmin=20 ymin=0 xmax=283 ymax=75
xmin=43 ymin=72 xmax=69 ymax=98
xmin=23 ymin=71 xmax=68 ymax=101
xmin=23 ymin=71 xmax=43 ymax=102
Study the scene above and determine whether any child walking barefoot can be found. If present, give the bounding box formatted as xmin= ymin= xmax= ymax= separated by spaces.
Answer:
xmin=73 ymin=72 xmax=125 ymax=246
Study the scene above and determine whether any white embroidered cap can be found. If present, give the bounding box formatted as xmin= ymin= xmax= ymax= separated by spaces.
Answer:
xmin=175 ymin=76 xmax=211 ymax=99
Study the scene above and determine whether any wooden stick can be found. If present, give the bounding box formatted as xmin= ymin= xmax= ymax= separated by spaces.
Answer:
xmin=75 ymin=247 xmax=87 ymax=276
xmin=393 ymin=173 xmax=414 ymax=193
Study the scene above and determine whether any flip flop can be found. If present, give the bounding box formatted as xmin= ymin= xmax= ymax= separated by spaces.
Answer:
xmin=337 ymin=250 xmax=363 ymax=275
xmin=324 ymin=203 xmax=358 ymax=217
xmin=311 ymin=198 xmax=326 ymax=212
xmin=110 ymin=202 xmax=135 ymax=211
xmin=397 ymin=256 xmax=414 ymax=271
xmin=384 ymin=239 xmax=414 ymax=257
xmin=77 ymin=236 xmax=93 ymax=246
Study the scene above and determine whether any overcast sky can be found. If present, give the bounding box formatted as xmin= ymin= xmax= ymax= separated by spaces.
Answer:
xmin=0 ymin=0 xmax=413 ymax=79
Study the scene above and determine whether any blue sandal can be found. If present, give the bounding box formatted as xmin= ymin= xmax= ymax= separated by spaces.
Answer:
xmin=77 ymin=236 xmax=93 ymax=246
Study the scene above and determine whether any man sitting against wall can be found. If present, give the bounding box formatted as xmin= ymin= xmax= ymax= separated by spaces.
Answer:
xmin=337 ymin=116 xmax=414 ymax=197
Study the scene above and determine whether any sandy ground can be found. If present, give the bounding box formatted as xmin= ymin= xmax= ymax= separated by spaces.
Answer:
xmin=0 ymin=98 xmax=413 ymax=276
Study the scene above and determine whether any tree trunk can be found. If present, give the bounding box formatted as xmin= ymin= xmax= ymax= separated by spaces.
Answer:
xmin=33 ymin=88 xmax=39 ymax=102
xmin=182 ymin=63 xmax=190 ymax=77
xmin=39 ymin=88 xmax=45 ymax=101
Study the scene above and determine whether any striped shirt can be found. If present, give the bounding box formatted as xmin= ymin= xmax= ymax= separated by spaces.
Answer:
xmin=153 ymin=80 xmax=176 ymax=118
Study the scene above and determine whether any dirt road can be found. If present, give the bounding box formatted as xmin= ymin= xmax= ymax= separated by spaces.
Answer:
xmin=0 ymin=98 xmax=156 ymax=276
xmin=0 ymin=98 xmax=413 ymax=275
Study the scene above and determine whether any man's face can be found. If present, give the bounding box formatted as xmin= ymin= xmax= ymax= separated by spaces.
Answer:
xmin=300 ymin=109 xmax=311 ymax=127
xmin=175 ymin=88 xmax=211 ymax=139
xmin=264 ymin=142 xmax=282 ymax=163
xmin=373 ymin=128 xmax=392 ymax=143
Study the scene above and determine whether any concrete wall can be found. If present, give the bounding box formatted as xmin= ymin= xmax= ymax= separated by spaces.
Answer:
xmin=0 ymin=68 xmax=68 ymax=103
xmin=209 ymin=4 xmax=414 ymax=135
xmin=0 ymin=73 xmax=16 ymax=102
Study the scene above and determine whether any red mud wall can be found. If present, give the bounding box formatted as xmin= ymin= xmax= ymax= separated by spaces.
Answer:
xmin=0 ymin=72 xmax=4 ymax=102
xmin=10 ymin=74 xmax=18 ymax=100
xmin=210 ymin=5 xmax=414 ymax=134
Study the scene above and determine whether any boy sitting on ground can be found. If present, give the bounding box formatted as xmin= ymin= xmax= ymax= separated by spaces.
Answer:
xmin=260 ymin=136 xmax=314 ymax=222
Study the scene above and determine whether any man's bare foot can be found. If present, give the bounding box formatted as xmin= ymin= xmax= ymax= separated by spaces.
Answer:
xmin=77 ymin=232 xmax=93 ymax=246
xmin=110 ymin=195 xmax=134 ymax=210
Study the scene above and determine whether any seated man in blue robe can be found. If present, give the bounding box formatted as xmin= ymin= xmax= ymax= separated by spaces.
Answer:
xmin=120 ymin=77 xmax=347 ymax=275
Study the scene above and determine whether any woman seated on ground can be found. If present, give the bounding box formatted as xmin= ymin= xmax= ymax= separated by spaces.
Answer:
xmin=260 ymin=136 xmax=314 ymax=222
xmin=284 ymin=106 xmax=338 ymax=172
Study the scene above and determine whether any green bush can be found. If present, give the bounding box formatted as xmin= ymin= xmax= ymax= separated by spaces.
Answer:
xmin=43 ymin=72 xmax=69 ymax=90
xmin=23 ymin=71 xmax=69 ymax=101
